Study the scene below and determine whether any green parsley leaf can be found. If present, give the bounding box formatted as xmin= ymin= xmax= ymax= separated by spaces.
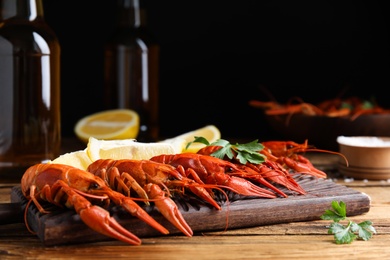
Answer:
xmin=186 ymin=136 xmax=210 ymax=148
xmin=320 ymin=209 xmax=344 ymax=222
xmin=321 ymin=201 xmax=376 ymax=244
xmin=330 ymin=222 xmax=357 ymax=244
xmin=353 ymin=221 xmax=376 ymax=241
xmin=211 ymin=145 xmax=234 ymax=160
xmin=186 ymin=138 xmax=266 ymax=164
xmin=361 ymin=100 xmax=374 ymax=110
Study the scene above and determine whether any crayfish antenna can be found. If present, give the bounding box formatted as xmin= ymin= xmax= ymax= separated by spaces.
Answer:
xmin=304 ymin=148 xmax=349 ymax=167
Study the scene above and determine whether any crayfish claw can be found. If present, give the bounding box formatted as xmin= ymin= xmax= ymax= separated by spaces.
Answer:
xmin=226 ymin=176 xmax=277 ymax=198
xmin=70 ymin=190 xmax=141 ymax=245
xmin=145 ymin=183 xmax=193 ymax=237
xmin=109 ymin=190 xmax=170 ymax=235
xmin=78 ymin=204 xmax=142 ymax=245
xmin=282 ymin=155 xmax=327 ymax=178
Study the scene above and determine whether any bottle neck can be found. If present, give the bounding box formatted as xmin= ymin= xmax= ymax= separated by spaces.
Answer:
xmin=117 ymin=0 xmax=143 ymax=28
xmin=0 ymin=0 xmax=44 ymax=21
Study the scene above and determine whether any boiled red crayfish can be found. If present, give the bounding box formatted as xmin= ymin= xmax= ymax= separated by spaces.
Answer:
xmin=249 ymin=96 xmax=390 ymax=119
xmin=86 ymin=158 xmax=213 ymax=237
xmin=150 ymin=153 xmax=278 ymax=199
xmin=21 ymin=163 xmax=172 ymax=245
xmin=194 ymin=145 xmax=303 ymax=197
xmin=195 ymin=140 xmax=343 ymax=196
xmin=261 ymin=140 xmax=347 ymax=177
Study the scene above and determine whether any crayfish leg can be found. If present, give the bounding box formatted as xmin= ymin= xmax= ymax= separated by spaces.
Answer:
xmin=28 ymin=184 xmax=52 ymax=214
xmin=119 ymin=171 xmax=150 ymax=205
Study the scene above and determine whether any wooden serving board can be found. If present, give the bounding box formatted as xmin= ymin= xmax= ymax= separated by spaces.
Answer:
xmin=11 ymin=176 xmax=371 ymax=246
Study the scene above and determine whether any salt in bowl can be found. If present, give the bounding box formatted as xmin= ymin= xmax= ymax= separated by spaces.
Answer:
xmin=337 ymin=136 xmax=390 ymax=180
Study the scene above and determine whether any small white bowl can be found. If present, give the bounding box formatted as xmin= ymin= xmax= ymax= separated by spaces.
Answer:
xmin=337 ymin=136 xmax=390 ymax=180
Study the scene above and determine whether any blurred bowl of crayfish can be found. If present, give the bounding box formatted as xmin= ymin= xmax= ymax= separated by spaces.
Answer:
xmin=337 ymin=136 xmax=390 ymax=180
xmin=249 ymin=97 xmax=390 ymax=151
xmin=263 ymin=114 xmax=390 ymax=151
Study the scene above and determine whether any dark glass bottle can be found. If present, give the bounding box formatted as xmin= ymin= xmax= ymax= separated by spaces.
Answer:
xmin=0 ymin=0 xmax=61 ymax=180
xmin=104 ymin=0 xmax=160 ymax=142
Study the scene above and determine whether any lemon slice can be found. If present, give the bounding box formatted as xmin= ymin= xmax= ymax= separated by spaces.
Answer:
xmin=51 ymin=150 xmax=93 ymax=170
xmin=160 ymin=125 xmax=221 ymax=153
xmin=74 ymin=109 xmax=140 ymax=143
xmin=159 ymin=137 xmax=187 ymax=154
xmin=86 ymin=137 xmax=177 ymax=162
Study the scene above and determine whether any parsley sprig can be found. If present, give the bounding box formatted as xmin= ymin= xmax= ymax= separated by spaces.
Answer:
xmin=186 ymin=137 xmax=266 ymax=164
xmin=320 ymin=201 xmax=376 ymax=244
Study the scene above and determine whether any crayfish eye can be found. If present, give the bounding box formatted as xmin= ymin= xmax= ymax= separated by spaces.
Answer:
xmin=286 ymin=144 xmax=294 ymax=150
xmin=226 ymin=167 xmax=235 ymax=173
xmin=89 ymin=182 xmax=101 ymax=190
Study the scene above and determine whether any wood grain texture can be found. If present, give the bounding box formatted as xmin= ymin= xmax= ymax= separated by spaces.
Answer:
xmin=11 ymin=175 xmax=371 ymax=246
xmin=1 ymin=181 xmax=389 ymax=259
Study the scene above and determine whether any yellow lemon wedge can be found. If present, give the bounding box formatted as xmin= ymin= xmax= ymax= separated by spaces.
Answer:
xmin=86 ymin=137 xmax=178 ymax=162
xmin=50 ymin=150 xmax=93 ymax=171
xmin=160 ymin=125 xmax=221 ymax=153
xmin=74 ymin=109 xmax=140 ymax=143
xmin=51 ymin=125 xmax=222 ymax=169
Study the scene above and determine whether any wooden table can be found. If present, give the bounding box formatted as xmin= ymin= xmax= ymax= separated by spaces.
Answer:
xmin=1 ymin=142 xmax=390 ymax=259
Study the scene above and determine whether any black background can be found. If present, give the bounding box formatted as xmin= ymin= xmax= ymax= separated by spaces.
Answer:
xmin=41 ymin=0 xmax=390 ymax=141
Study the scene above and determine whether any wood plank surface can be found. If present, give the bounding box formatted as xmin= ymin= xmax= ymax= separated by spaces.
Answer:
xmin=1 ymin=145 xmax=388 ymax=259
xmin=1 ymin=179 xmax=389 ymax=259
xmin=10 ymin=175 xmax=371 ymax=246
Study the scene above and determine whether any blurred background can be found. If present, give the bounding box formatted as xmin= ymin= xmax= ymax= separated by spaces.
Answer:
xmin=41 ymin=0 xmax=390 ymax=141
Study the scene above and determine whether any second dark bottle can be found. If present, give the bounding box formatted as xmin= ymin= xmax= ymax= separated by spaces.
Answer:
xmin=104 ymin=0 xmax=159 ymax=142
